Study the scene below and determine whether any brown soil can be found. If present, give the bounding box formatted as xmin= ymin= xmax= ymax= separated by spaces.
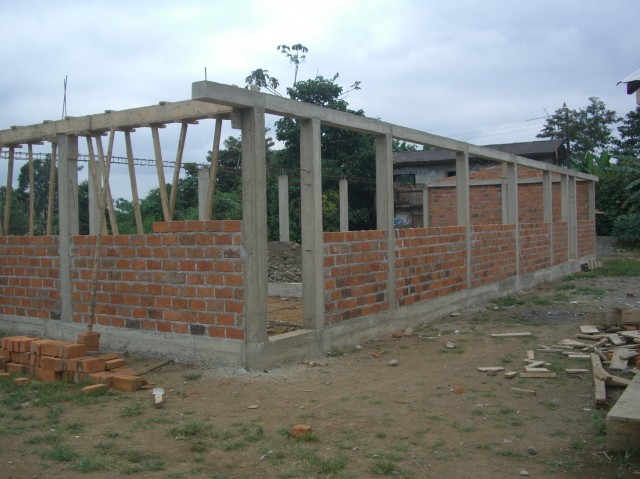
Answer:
xmin=2 ymin=247 xmax=640 ymax=478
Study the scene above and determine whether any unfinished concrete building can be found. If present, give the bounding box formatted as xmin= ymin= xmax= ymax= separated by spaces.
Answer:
xmin=0 ymin=81 xmax=597 ymax=369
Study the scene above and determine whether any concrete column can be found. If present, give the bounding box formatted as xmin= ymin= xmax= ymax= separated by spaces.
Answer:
xmin=239 ymin=108 xmax=268 ymax=348
xmin=587 ymin=181 xmax=596 ymax=220
xmin=542 ymin=170 xmax=553 ymax=264
xmin=560 ymin=174 xmax=568 ymax=222
xmin=568 ymin=176 xmax=578 ymax=259
xmin=456 ymin=150 xmax=471 ymax=287
xmin=422 ymin=185 xmax=429 ymax=228
xmin=197 ymin=167 xmax=209 ymax=220
xmin=300 ymin=118 xmax=325 ymax=334
xmin=278 ymin=173 xmax=290 ymax=241
xmin=376 ymin=131 xmax=397 ymax=310
xmin=57 ymin=134 xmax=79 ymax=323
xmin=339 ymin=177 xmax=348 ymax=232
xmin=88 ymin=154 xmax=101 ymax=235
xmin=505 ymin=160 xmax=519 ymax=277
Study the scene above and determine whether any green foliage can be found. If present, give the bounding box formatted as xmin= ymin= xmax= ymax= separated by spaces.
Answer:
xmin=612 ymin=213 xmax=640 ymax=247
xmin=537 ymin=97 xmax=620 ymax=159
xmin=616 ymin=106 xmax=640 ymax=157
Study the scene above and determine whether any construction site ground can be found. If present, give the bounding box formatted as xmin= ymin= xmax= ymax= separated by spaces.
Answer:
xmin=1 ymin=244 xmax=640 ymax=478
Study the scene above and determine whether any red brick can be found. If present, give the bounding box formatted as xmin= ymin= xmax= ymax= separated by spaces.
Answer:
xmin=40 ymin=355 xmax=65 ymax=372
xmin=104 ymin=358 xmax=126 ymax=370
xmin=291 ymin=424 xmax=312 ymax=438
xmin=88 ymin=371 xmax=116 ymax=387
xmin=111 ymin=366 xmax=138 ymax=376
xmin=6 ymin=362 xmax=27 ymax=374
xmin=13 ymin=377 xmax=30 ymax=387
xmin=77 ymin=357 xmax=106 ymax=373
xmin=112 ymin=374 xmax=141 ymax=392
xmin=40 ymin=340 xmax=67 ymax=358
xmin=0 ymin=372 xmax=10 ymax=380
xmin=98 ymin=353 xmax=121 ymax=361
xmin=35 ymin=367 xmax=61 ymax=382
xmin=81 ymin=383 xmax=108 ymax=394
xmin=61 ymin=343 xmax=85 ymax=359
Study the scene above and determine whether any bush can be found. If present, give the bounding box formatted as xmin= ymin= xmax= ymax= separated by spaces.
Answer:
xmin=612 ymin=213 xmax=640 ymax=246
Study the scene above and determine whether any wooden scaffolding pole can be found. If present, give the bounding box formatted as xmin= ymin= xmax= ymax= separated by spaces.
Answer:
xmin=85 ymin=136 xmax=109 ymax=332
xmin=3 ymin=147 xmax=15 ymax=234
xmin=124 ymin=130 xmax=144 ymax=234
xmin=0 ymin=147 xmax=3 ymax=236
xmin=28 ymin=144 xmax=35 ymax=235
xmin=151 ymin=125 xmax=171 ymax=222
xmin=95 ymin=130 xmax=119 ymax=235
xmin=169 ymin=122 xmax=188 ymax=219
xmin=205 ymin=118 xmax=223 ymax=220
xmin=46 ymin=143 xmax=57 ymax=235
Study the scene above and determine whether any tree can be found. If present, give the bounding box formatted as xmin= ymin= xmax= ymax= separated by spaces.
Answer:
xmin=616 ymin=107 xmax=640 ymax=157
xmin=277 ymin=43 xmax=308 ymax=85
xmin=537 ymin=97 xmax=620 ymax=167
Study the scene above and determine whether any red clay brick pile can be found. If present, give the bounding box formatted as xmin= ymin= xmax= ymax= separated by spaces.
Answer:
xmin=0 ymin=335 xmax=144 ymax=392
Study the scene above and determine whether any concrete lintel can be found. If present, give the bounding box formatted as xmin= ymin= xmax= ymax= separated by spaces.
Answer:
xmin=0 ymin=100 xmax=231 ymax=146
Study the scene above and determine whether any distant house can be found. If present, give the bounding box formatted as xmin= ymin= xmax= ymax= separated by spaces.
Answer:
xmin=393 ymin=139 xmax=567 ymax=228
xmin=618 ymin=68 xmax=640 ymax=106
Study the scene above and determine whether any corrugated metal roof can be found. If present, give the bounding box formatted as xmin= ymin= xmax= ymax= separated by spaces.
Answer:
xmin=618 ymin=68 xmax=640 ymax=94
xmin=394 ymin=139 xmax=565 ymax=165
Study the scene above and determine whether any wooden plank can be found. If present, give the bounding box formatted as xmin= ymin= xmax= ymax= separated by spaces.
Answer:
xmin=124 ymin=130 xmax=144 ymax=234
xmin=587 ymin=338 xmax=609 ymax=352
xmin=526 ymin=350 xmax=535 ymax=360
xmin=525 ymin=366 xmax=550 ymax=373
xmin=537 ymin=348 xmax=563 ymax=353
xmin=590 ymin=353 xmax=608 ymax=405
xmin=608 ymin=334 xmax=626 ymax=346
xmin=620 ymin=309 xmax=640 ymax=324
xmin=169 ymin=122 xmax=188 ymax=219
xmin=559 ymin=339 xmax=589 ymax=348
xmin=610 ymin=348 xmax=633 ymax=371
xmin=524 ymin=360 xmax=546 ymax=368
xmin=490 ymin=332 xmax=532 ymax=338
xmin=151 ymin=126 xmax=171 ymax=222
xmin=205 ymin=118 xmax=223 ymax=220
xmin=132 ymin=358 xmax=173 ymax=376
xmin=620 ymin=331 xmax=640 ymax=341
xmin=520 ymin=372 xmax=557 ymax=378
xmin=46 ymin=142 xmax=56 ymax=235
xmin=511 ymin=387 xmax=536 ymax=395
xmin=566 ymin=353 xmax=591 ymax=359
xmin=580 ymin=325 xmax=600 ymax=334
xmin=566 ymin=369 xmax=589 ymax=374
xmin=476 ymin=367 xmax=505 ymax=372
xmin=576 ymin=333 xmax=606 ymax=341
xmin=95 ymin=131 xmax=119 ymax=235
xmin=3 ymin=147 xmax=14 ymax=233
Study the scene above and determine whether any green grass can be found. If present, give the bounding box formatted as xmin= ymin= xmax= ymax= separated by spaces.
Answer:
xmin=73 ymin=454 xmax=109 ymax=472
xmin=317 ymin=455 xmax=348 ymax=473
xmin=492 ymin=296 xmax=525 ymax=308
xmin=169 ymin=421 xmax=209 ymax=438
xmin=183 ymin=372 xmax=202 ymax=381
xmin=120 ymin=400 xmax=144 ymax=417
xmin=544 ymin=455 xmax=581 ymax=472
xmin=39 ymin=443 xmax=79 ymax=462
xmin=567 ymin=258 xmax=640 ymax=279
xmin=371 ymin=459 xmax=400 ymax=475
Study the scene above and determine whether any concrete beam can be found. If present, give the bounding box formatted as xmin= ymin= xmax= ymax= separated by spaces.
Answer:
xmin=0 ymin=101 xmax=231 ymax=146
xmin=456 ymin=150 xmax=471 ymax=287
xmin=197 ymin=168 xmax=209 ymax=220
xmin=568 ymin=176 xmax=578 ymax=259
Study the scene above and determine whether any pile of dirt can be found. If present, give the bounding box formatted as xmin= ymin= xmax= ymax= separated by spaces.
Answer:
xmin=267 ymin=241 xmax=302 ymax=282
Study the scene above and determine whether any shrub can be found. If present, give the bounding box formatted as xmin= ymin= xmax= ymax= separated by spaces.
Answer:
xmin=612 ymin=213 xmax=640 ymax=247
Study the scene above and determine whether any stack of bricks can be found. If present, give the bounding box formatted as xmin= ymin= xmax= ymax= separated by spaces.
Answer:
xmin=0 ymin=335 xmax=144 ymax=392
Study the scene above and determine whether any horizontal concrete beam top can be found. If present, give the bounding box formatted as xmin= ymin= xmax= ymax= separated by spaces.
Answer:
xmin=192 ymin=80 xmax=389 ymax=136
xmin=0 ymin=100 xmax=232 ymax=146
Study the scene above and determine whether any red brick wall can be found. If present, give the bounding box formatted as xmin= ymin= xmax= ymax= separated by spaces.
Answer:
xmin=552 ymin=222 xmax=568 ymax=265
xmin=518 ymin=183 xmax=545 ymax=223
xmin=70 ymin=221 xmax=245 ymax=340
xmin=0 ymin=236 xmax=60 ymax=320
xmin=323 ymin=230 xmax=389 ymax=324
xmin=470 ymin=185 xmax=502 ymax=225
xmin=470 ymin=224 xmax=517 ymax=287
xmin=394 ymin=226 xmax=467 ymax=306
xmin=428 ymin=187 xmax=457 ymax=227
xmin=552 ymin=183 xmax=562 ymax=222
xmin=519 ymin=223 xmax=551 ymax=274
xmin=576 ymin=181 xmax=590 ymax=220
xmin=578 ymin=219 xmax=596 ymax=257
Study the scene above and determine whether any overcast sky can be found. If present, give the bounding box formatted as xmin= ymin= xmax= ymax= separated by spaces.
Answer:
xmin=1 ymin=0 xmax=638 ymax=199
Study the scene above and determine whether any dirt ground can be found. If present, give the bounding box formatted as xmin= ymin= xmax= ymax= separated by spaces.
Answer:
xmin=2 ymin=245 xmax=640 ymax=478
